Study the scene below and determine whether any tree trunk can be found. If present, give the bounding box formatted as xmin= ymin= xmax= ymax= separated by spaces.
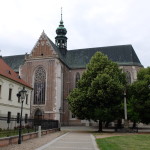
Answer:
xmin=98 ymin=120 xmax=103 ymax=132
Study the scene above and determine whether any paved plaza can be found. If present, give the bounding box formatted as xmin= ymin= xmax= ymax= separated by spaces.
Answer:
xmin=0 ymin=126 xmax=99 ymax=150
xmin=36 ymin=131 xmax=99 ymax=150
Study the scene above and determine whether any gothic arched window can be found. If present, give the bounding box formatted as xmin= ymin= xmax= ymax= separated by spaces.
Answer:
xmin=126 ymin=71 xmax=131 ymax=84
xmin=34 ymin=67 xmax=46 ymax=104
xmin=75 ymin=72 xmax=80 ymax=87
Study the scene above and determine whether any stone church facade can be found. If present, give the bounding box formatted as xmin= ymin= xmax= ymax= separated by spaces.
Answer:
xmin=3 ymin=15 xmax=143 ymax=126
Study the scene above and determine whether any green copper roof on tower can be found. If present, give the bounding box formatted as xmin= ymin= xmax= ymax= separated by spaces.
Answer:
xmin=55 ymin=8 xmax=68 ymax=55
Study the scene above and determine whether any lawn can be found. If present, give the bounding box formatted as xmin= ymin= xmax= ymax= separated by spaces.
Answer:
xmin=96 ymin=134 xmax=150 ymax=150
xmin=0 ymin=129 xmax=34 ymax=138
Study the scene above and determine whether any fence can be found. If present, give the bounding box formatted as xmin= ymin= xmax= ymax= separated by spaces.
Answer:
xmin=0 ymin=116 xmax=59 ymax=138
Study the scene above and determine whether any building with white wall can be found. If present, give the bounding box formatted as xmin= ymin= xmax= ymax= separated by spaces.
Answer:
xmin=0 ymin=56 xmax=32 ymax=129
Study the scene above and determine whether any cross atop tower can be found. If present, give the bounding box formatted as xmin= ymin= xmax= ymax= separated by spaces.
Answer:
xmin=61 ymin=7 xmax=62 ymax=22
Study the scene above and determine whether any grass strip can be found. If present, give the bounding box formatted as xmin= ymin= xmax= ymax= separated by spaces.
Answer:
xmin=96 ymin=134 xmax=150 ymax=150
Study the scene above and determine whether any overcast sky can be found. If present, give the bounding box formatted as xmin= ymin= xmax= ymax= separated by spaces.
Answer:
xmin=0 ymin=0 xmax=150 ymax=67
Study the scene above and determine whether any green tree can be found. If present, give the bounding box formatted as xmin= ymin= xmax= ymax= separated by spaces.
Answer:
xmin=67 ymin=52 xmax=126 ymax=131
xmin=129 ymin=67 xmax=150 ymax=125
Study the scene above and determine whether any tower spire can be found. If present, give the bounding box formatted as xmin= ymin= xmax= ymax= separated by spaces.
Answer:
xmin=55 ymin=8 xmax=68 ymax=55
xmin=60 ymin=7 xmax=63 ymax=24
xmin=61 ymin=7 xmax=63 ymax=22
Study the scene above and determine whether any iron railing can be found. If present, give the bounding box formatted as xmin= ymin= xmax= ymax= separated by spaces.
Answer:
xmin=0 ymin=116 xmax=59 ymax=138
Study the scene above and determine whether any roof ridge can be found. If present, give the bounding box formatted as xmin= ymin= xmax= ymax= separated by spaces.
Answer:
xmin=3 ymin=54 xmax=25 ymax=58
xmin=68 ymin=44 xmax=132 ymax=52
xmin=66 ymin=44 xmax=143 ymax=69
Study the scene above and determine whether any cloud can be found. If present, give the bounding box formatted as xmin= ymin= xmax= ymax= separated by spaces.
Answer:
xmin=0 ymin=0 xmax=150 ymax=67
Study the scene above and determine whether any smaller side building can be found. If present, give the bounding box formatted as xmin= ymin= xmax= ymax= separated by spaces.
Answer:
xmin=0 ymin=56 xmax=32 ymax=129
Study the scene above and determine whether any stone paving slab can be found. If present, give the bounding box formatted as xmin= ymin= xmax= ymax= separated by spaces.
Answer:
xmin=36 ymin=132 xmax=99 ymax=150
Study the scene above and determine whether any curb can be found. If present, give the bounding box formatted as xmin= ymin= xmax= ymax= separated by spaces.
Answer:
xmin=91 ymin=134 xmax=99 ymax=150
xmin=35 ymin=132 xmax=69 ymax=150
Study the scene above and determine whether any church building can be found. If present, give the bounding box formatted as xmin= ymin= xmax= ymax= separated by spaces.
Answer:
xmin=3 ymin=13 xmax=143 ymax=126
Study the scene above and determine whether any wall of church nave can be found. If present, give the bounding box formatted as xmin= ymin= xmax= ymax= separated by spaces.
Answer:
xmin=62 ymin=68 xmax=85 ymax=125
xmin=63 ymin=66 xmax=70 ymax=99
xmin=119 ymin=65 xmax=142 ymax=83
xmin=62 ymin=65 xmax=143 ymax=126
xmin=63 ymin=65 xmax=142 ymax=98
xmin=63 ymin=68 xmax=85 ymax=99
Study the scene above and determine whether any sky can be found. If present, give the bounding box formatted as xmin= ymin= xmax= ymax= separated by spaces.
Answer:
xmin=0 ymin=0 xmax=150 ymax=67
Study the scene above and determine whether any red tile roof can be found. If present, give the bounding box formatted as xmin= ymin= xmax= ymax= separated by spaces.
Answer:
xmin=0 ymin=57 xmax=32 ymax=89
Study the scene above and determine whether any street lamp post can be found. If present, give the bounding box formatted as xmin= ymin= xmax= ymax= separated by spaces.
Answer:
xmin=124 ymin=90 xmax=128 ymax=129
xmin=17 ymin=87 xmax=27 ymax=144
xmin=124 ymin=90 xmax=127 ymax=120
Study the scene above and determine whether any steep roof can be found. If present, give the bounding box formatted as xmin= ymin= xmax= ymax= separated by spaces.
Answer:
xmin=46 ymin=39 xmax=142 ymax=69
xmin=47 ymin=37 xmax=68 ymax=65
xmin=3 ymin=55 xmax=25 ymax=72
xmin=2 ymin=37 xmax=142 ymax=71
xmin=0 ymin=57 xmax=32 ymax=88
xmin=66 ymin=45 xmax=143 ymax=69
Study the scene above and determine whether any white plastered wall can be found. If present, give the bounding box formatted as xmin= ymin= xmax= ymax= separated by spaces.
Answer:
xmin=0 ymin=75 xmax=31 ymax=118
xmin=54 ymin=59 xmax=63 ymax=121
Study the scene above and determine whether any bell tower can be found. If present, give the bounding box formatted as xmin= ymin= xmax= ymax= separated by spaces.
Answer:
xmin=55 ymin=8 xmax=67 ymax=55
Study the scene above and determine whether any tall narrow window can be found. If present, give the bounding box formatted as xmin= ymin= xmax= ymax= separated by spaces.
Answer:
xmin=126 ymin=71 xmax=131 ymax=84
xmin=18 ymin=95 xmax=21 ymax=103
xmin=8 ymin=88 xmax=12 ymax=100
xmin=75 ymin=72 xmax=80 ymax=87
xmin=26 ymin=94 xmax=28 ymax=104
xmin=7 ymin=111 xmax=11 ymax=123
xmin=25 ymin=114 xmax=28 ymax=123
xmin=34 ymin=67 xmax=46 ymax=104
xmin=17 ymin=113 xmax=20 ymax=123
